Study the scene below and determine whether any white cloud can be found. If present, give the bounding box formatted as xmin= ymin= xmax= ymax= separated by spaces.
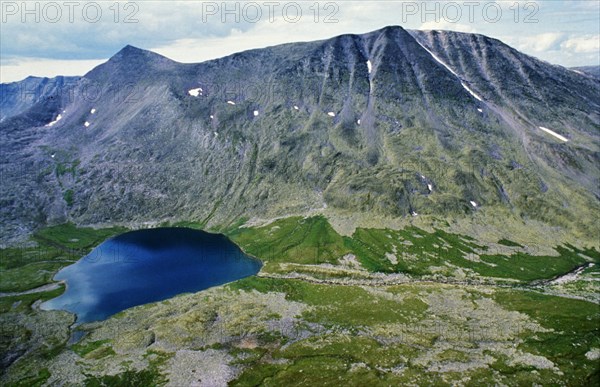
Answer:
xmin=511 ymin=32 xmax=565 ymax=53
xmin=0 ymin=57 xmax=105 ymax=83
xmin=561 ymin=35 xmax=600 ymax=54
xmin=150 ymin=4 xmax=391 ymax=64
xmin=501 ymin=31 xmax=599 ymax=67
xmin=420 ymin=20 xmax=476 ymax=33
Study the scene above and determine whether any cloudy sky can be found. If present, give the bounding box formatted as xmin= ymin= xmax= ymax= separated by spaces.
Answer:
xmin=1 ymin=0 xmax=598 ymax=83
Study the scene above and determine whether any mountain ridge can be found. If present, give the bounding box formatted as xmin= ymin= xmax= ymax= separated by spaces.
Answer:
xmin=1 ymin=26 xmax=598 ymax=247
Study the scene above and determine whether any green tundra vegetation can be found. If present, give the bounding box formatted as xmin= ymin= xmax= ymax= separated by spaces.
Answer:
xmin=0 ymin=217 xmax=598 ymax=386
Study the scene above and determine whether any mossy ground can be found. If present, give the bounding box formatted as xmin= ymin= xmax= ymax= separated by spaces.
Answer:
xmin=229 ymin=216 xmax=598 ymax=283
xmin=0 ymin=223 xmax=126 ymax=293
xmin=1 ymin=218 xmax=598 ymax=386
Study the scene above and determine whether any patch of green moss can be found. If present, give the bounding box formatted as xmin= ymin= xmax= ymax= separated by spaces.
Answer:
xmin=230 ymin=277 xmax=427 ymax=327
xmin=492 ymin=290 xmax=600 ymax=384
xmin=34 ymin=223 xmax=127 ymax=251
xmin=55 ymin=159 xmax=79 ymax=178
xmin=83 ymin=368 xmax=166 ymax=387
xmin=0 ymin=286 xmax=65 ymax=313
xmin=0 ymin=223 xmax=126 ymax=293
xmin=11 ymin=368 xmax=51 ymax=387
xmin=230 ymin=363 xmax=286 ymax=387
xmin=83 ymin=350 xmax=171 ymax=387
xmin=497 ymin=239 xmax=523 ymax=248
xmin=349 ymin=225 xmax=592 ymax=281
xmin=229 ymin=216 xmax=349 ymax=265
xmin=436 ymin=349 xmax=471 ymax=362
xmin=72 ymin=339 xmax=111 ymax=357
xmin=63 ymin=189 xmax=74 ymax=206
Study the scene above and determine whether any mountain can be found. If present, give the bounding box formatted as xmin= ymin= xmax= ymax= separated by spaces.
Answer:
xmin=571 ymin=65 xmax=600 ymax=79
xmin=1 ymin=26 xmax=599 ymax=246
xmin=0 ymin=76 xmax=79 ymax=123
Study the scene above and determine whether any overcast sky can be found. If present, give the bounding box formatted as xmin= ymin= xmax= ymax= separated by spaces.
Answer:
xmin=1 ymin=0 xmax=598 ymax=83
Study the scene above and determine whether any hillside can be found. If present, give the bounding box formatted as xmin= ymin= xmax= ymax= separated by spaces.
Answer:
xmin=1 ymin=26 xmax=598 ymax=247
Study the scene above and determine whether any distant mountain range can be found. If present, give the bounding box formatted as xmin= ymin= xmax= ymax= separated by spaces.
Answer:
xmin=1 ymin=26 xmax=598 ymax=245
xmin=570 ymin=66 xmax=600 ymax=79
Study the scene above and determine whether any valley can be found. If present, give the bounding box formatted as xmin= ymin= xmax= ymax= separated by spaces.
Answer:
xmin=1 ymin=217 xmax=598 ymax=386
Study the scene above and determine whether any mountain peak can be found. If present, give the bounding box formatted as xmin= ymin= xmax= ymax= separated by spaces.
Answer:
xmin=85 ymin=44 xmax=176 ymax=81
xmin=110 ymin=44 xmax=168 ymax=62
xmin=116 ymin=44 xmax=146 ymax=54
xmin=379 ymin=25 xmax=405 ymax=33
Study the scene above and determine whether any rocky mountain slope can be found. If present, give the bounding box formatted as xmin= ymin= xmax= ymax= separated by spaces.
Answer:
xmin=0 ymin=76 xmax=79 ymax=124
xmin=1 ymin=26 xmax=598 ymax=246
xmin=571 ymin=65 xmax=600 ymax=79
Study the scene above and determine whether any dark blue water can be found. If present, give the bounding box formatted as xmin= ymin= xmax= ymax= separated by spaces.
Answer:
xmin=41 ymin=228 xmax=261 ymax=323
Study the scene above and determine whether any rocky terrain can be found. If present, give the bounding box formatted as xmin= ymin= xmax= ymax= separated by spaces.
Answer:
xmin=571 ymin=65 xmax=600 ymax=79
xmin=1 ymin=26 xmax=598 ymax=248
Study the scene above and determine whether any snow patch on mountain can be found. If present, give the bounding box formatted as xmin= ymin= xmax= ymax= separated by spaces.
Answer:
xmin=46 ymin=114 xmax=62 ymax=127
xmin=188 ymin=88 xmax=202 ymax=97
xmin=461 ymin=83 xmax=483 ymax=101
xmin=415 ymin=41 xmax=482 ymax=101
xmin=538 ymin=126 xmax=568 ymax=142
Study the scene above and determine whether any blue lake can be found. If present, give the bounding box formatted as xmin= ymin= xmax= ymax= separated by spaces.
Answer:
xmin=41 ymin=228 xmax=262 ymax=323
